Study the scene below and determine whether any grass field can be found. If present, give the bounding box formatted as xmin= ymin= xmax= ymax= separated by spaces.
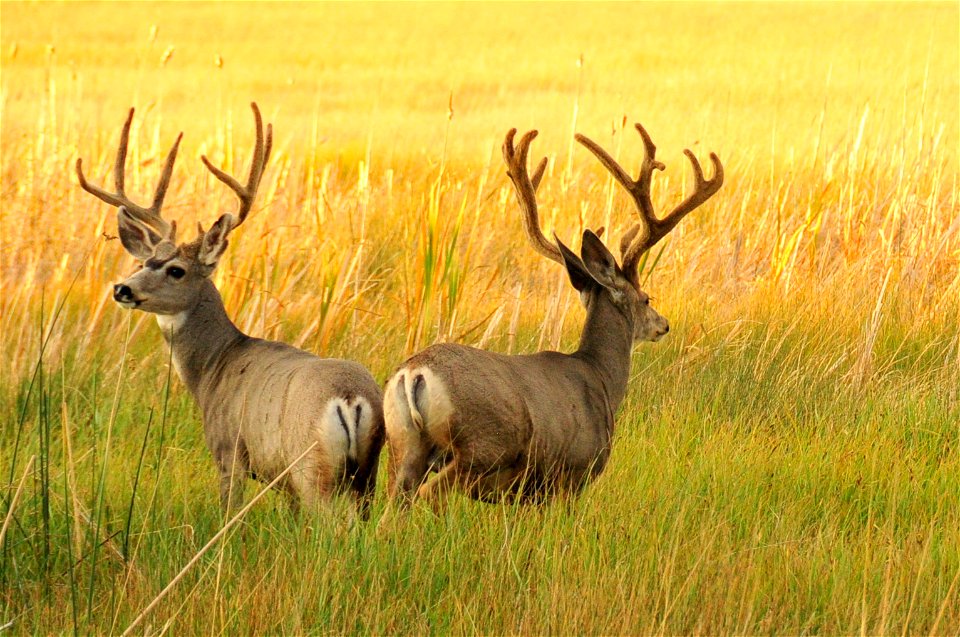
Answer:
xmin=2 ymin=2 xmax=958 ymax=634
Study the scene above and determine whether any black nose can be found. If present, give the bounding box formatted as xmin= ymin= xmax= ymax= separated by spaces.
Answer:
xmin=663 ymin=324 xmax=670 ymax=334
xmin=113 ymin=284 xmax=133 ymax=301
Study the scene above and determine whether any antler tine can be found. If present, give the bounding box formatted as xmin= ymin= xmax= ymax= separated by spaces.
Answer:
xmin=621 ymin=148 xmax=723 ymax=272
xmin=661 ymin=150 xmax=724 ymax=229
xmin=114 ymin=107 xmax=134 ymax=196
xmin=201 ymin=102 xmax=274 ymax=231
xmin=502 ymin=128 xmax=562 ymax=264
xmin=151 ymin=132 xmax=183 ymax=216
xmin=575 ymin=124 xmax=664 ymax=218
xmin=577 ymin=123 xmax=723 ymax=282
xmin=575 ymin=123 xmax=665 ymax=275
xmin=76 ymin=107 xmax=180 ymax=239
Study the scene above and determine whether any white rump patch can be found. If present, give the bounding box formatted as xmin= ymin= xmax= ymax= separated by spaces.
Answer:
xmin=384 ymin=367 xmax=454 ymax=439
xmin=321 ymin=396 xmax=372 ymax=461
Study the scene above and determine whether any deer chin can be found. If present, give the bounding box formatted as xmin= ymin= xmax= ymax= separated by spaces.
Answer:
xmin=115 ymin=298 xmax=142 ymax=309
xmin=639 ymin=327 xmax=667 ymax=342
xmin=649 ymin=327 xmax=671 ymax=342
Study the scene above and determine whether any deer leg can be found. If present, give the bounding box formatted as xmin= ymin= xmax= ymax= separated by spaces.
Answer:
xmin=465 ymin=466 xmax=524 ymax=502
xmin=287 ymin=455 xmax=337 ymax=515
xmin=286 ymin=490 xmax=302 ymax=517
xmin=217 ymin=458 xmax=247 ymax=514
xmin=416 ymin=460 xmax=463 ymax=512
xmin=390 ymin=436 xmax=433 ymax=506
xmin=214 ymin=433 xmax=250 ymax=514
xmin=350 ymin=426 xmax=383 ymax=521
xmin=349 ymin=462 xmax=377 ymax=521
xmin=416 ymin=461 xmax=529 ymax=509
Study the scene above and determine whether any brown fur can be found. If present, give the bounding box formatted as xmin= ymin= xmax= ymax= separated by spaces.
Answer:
xmin=383 ymin=124 xmax=721 ymax=509
xmin=80 ymin=104 xmax=384 ymax=516
xmin=117 ymin=241 xmax=385 ymax=516
xmin=384 ymin=232 xmax=668 ymax=507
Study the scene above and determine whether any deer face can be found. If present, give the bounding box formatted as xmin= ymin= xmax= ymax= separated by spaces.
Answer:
xmin=113 ymin=247 xmax=204 ymax=315
xmin=556 ymin=230 xmax=669 ymax=343
xmin=77 ymin=103 xmax=272 ymax=318
xmin=112 ymin=208 xmax=233 ymax=315
xmin=629 ymin=284 xmax=670 ymax=342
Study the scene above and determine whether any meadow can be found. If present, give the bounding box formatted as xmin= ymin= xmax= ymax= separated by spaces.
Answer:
xmin=1 ymin=2 xmax=958 ymax=634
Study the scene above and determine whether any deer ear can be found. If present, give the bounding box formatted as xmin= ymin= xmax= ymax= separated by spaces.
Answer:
xmin=197 ymin=213 xmax=234 ymax=270
xmin=579 ymin=230 xmax=622 ymax=292
xmin=117 ymin=206 xmax=161 ymax=261
xmin=554 ymin=233 xmax=595 ymax=293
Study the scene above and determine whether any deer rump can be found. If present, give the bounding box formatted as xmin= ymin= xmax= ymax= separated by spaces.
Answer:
xmin=386 ymin=343 xmax=615 ymax=502
xmin=200 ymin=339 xmax=381 ymax=495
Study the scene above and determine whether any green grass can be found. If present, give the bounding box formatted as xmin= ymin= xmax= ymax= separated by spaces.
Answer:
xmin=3 ymin=285 xmax=958 ymax=634
xmin=2 ymin=1 xmax=958 ymax=634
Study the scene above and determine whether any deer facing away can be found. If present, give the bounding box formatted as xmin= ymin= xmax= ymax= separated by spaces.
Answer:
xmin=384 ymin=124 xmax=723 ymax=506
xmin=77 ymin=104 xmax=384 ymax=514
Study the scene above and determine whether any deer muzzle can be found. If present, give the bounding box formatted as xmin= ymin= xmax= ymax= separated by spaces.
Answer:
xmin=113 ymin=283 xmax=139 ymax=308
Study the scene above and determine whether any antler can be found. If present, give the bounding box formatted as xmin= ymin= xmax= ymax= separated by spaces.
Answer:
xmin=575 ymin=123 xmax=723 ymax=282
xmin=201 ymin=102 xmax=273 ymax=232
xmin=502 ymin=128 xmax=562 ymax=264
xmin=76 ymin=108 xmax=182 ymax=240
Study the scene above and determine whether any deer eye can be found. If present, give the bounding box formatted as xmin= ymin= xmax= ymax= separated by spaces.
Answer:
xmin=167 ymin=266 xmax=186 ymax=279
xmin=643 ymin=297 xmax=650 ymax=306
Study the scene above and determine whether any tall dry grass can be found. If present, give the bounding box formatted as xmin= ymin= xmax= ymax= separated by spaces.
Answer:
xmin=1 ymin=2 xmax=958 ymax=634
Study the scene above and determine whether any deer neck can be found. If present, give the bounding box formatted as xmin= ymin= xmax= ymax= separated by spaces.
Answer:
xmin=575 ymin=292 xmax=634 ymax=410
xmin=155 ymin=279 xmax=246 ymax=397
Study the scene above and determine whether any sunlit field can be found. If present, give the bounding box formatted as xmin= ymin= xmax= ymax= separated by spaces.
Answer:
xmin=2 ymin=2 xmax=958 ymax=634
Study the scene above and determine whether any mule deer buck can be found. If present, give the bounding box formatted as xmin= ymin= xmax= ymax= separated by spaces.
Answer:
xmin=384 ymin=124 xmax=722 ymax=506
xmin=77 ymin=103 xmax=384 ymax=515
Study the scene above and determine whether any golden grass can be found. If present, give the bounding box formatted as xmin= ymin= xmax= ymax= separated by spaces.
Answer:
xmin=1 ymin=2 xmax=958 ymax=634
